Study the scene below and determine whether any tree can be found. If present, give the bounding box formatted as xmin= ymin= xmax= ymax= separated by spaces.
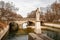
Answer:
xmin=5 ymin=2 xmax=18 ymax=12
xmin=43 ymin=2 xmax=60 ymax=22
xmin=0 ymin=1 xmax=5 ymax=8
xmin=51 ymin=2 xmax=60 ymax=20
xmin=0 ymin=1 xmax=18 ymax=12
xmin=27 ymin=10 xmax=36 ymax=18
xmin=44 ymin=10 xmax=55 ymax=22
xmin=0 ymin=1 xmax=22 ymax=23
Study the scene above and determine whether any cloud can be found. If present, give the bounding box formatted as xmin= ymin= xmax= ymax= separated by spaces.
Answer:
xmin=40 ymin=0 xmax=56 ymax=4
xmin=2 ymin=0 xmax=56 ymax=17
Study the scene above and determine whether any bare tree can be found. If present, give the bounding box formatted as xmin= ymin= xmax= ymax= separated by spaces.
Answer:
xmin=27 ymin=10 xmax=36 ymax=18
xmin=51 ymin=2 xmax=60 ymax=22
xmin=43 ymin=2 xmax=60 ymax=22
xmin=0 ymin=1 xmax=22 ymax=22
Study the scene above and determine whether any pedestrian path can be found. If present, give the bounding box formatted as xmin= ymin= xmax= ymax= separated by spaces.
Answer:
xmin=44 ymin=23 xmax=60 ymax=28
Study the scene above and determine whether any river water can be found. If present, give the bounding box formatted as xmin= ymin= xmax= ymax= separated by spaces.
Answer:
xmin=6 ymin=35 xmax=28 ymax=40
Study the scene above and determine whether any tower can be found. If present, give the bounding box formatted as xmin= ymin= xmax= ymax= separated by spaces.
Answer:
xmin=35 ymin=8 xmax=41 ymax=34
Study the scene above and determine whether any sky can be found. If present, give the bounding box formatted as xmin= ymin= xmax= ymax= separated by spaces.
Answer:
xmin=2 ymin=0 xmax=56 ymax=17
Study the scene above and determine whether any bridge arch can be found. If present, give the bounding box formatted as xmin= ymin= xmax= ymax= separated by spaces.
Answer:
xmin=9 ymin=22 xmax=19 ymax=33
xmin=27 ymin=21 xmax=35 ymax=26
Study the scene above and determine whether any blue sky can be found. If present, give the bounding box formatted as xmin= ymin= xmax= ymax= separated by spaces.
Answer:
xmin=2 ymin=0 xmax=56 ymax=17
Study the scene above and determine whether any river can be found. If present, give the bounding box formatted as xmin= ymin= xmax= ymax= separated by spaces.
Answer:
xmin=6 ymin=35 xmax=28 ymax=40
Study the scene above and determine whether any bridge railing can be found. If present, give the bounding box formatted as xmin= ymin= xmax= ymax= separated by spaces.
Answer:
xmin=44 ymin=23 xmax=60 ymax=28
xmin=28 ymin=33 xmax=53 ymax=40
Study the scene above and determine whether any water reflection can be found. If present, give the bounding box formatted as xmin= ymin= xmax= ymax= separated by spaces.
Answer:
xmin=42 ymin=30 xmax=60 ymax=40
xmin=6 ymin=34 xmax=28 ymax=40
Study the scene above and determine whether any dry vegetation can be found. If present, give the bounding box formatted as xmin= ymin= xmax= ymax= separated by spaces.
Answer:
xmin=0 ymin=21 xmax=7 ymax=32
xmin=0 ymin=1 xmax=23 ymax=24
xmin=27 ymin=2 xmax=60 ymax=23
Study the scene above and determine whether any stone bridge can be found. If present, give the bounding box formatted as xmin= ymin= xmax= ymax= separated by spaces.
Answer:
xmin=15 ymin=18 xmax=36 ymax=24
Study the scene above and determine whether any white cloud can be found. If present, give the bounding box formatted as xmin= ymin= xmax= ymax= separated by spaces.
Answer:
xmin=16 ymin=1 xmax=48 ymax=17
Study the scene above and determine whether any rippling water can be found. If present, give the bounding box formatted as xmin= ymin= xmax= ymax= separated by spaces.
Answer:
xmin=6 ymin=34 xmax=28 ymax=40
